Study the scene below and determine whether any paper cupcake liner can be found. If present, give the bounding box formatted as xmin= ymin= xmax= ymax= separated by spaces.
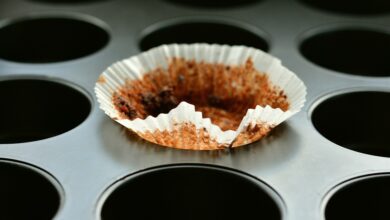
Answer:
xmin=95 ymin=43 xmax=306 ymax=150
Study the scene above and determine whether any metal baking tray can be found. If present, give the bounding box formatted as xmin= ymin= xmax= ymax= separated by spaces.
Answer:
xmin=0 ymin=0 xmax=389 ymax=219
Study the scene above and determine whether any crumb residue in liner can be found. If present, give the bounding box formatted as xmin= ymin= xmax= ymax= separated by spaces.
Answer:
xmin=113 ymin=58 xmax=289 ymax=132
xmin=232 ymin=122 xmax=274 ymax=147
xmin=98 ymin=75 xmax=106 ymax=83
xmin=137 ymin=123 xmax=225 ymax=150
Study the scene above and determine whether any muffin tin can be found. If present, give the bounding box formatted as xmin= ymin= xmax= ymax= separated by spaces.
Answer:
xmin=0 ymin=0 xmax=389 ymax=219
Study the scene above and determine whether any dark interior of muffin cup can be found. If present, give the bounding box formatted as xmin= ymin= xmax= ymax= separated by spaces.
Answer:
xmin=300 ymin=29 xmax=390 ymax=77
xmin=139 ymin=21 xmax=269 ymax=52
xmin=0 ymin=17 xmax=109 ymax=63
xmin=164 ymin=0 xmax=261 ymax=8
xmin=29 ymin=0 xmax=107 ymax=3
xmin=298 ymin=0 xmax=390 ymax=16
xmin=0 ymin=79 xmax=91 ymax=143
xmin=325 ymin=175 xmax=390 ymax=220
xmin=0 ymin=161 xmax=61 ymax=220
xmin=311 ymin=91 xmax=390 ymax=157
xmin=101 ymin=166 xmax=282 ymax=220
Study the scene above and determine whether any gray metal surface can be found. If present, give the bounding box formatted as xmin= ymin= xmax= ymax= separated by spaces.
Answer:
xmin=0 ymin=0 xmax=389 ymax=219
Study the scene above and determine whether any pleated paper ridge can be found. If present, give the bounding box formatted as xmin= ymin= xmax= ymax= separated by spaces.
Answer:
xmin=95 ymin=44 xmax=307 ymax=149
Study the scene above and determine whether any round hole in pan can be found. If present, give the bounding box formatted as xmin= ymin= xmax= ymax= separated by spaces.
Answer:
xmin=0 ymin=160 xmax=62 ymax=220
xmin=30 ymin=0 xmax=107 ymax=3
xmin=0 ymin=77 xmax=91 ymax=144
xmin=0 ymin=16 xmax=109 ymax=63
xmin=99 ymin=165 xmax=283 ymax=220
xmin=325 ymin=174 xmax=390 ymax=219
xmin=298 ymin=0 xmax=390 ymax=16
xmin=139 ymin=19 xmax=269 ymax=52
xmin=311 ymin=90 xmax=390 ymax=157
xmin=299 ymin=28 xmax=390 ymax=77
xmin=165 ymin=0 xmax=261 ymax=8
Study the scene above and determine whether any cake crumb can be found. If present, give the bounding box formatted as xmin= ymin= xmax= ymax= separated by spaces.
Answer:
xmin=113 ymin=57 xmax=289 ymax=132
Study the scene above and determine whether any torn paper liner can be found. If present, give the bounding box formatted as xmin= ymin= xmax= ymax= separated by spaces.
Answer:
xmin=95 ymin=43 xmax=307 ymax=150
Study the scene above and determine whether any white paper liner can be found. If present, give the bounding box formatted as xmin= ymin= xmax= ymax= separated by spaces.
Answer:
xmin=95 ymin=43 xmax=306 ymax=149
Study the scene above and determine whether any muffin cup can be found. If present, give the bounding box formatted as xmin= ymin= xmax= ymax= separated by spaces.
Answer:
xmin=95 ymin=44 xmax=306 ymax=150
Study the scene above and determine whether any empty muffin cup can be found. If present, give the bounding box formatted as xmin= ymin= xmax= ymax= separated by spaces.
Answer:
xmin=325 ymin=174 xmax=390 ymax=220
xmin=95 ymin=44 xmax=306 ymax=150
xmin=165 ymin=0 xmax=261 ymax=8
xmin=311 ymin=90 xmax=390 ymax=157
xmin=100 ymin=165 xmax=282 ymax=220
xmin=0 ymin=78 xmax=91 ymax=143
xmin=0 ymin=160 xmax=62 ymax=220
xmin=299 ymin=0 xmax=390 ymax=16
xmin=139 ymin=18 xmax=269 ymax=52
xmin=300 ymin=28 xmax=390 ymax=77
xmin=0 ymin=16 xmax=109 ymax=63
xmin=30 ymin=0 xmax=107 ymax=3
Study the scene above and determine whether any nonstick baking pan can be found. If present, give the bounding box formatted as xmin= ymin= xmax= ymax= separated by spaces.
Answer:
xmin=0 ymin=0 xmax=389 ymax=219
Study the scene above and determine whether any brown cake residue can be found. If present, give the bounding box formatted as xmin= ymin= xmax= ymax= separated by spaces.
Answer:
xmin=97 ymin=75 xmax=106 ymax=83
xmin=232 ymin=122 xmax=274 ymax=147
xmin=113 ymin=58 xmax=289 ymax=131
xmin=136 ymin=122 xmax=224 ymax=150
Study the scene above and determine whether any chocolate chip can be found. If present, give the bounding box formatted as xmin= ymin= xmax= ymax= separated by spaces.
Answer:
xmin=208 ymin=94 xmax=223 ymax=107
xmin=158 ymin=87 xmax=178 ymax=112
xmin=124 ymin=106 xmax=137 ymax=119
xmin=140 ymin=92 xmax=156 ymax=107
xmin=115 ymin=96 xmax=138 ymax=119
xmin=140 ymin=87 xmax=178 ymax=117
